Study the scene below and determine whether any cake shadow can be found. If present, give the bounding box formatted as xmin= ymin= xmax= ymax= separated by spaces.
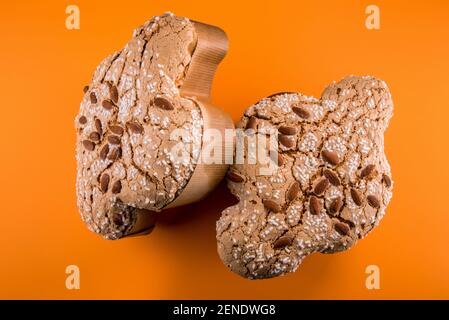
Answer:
xmin=157 ymin=180 xmax=238 ymax=227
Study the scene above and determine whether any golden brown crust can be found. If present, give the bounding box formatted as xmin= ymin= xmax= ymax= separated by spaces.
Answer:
xmin=217 ymin=76 xmax=394 ymax=279
xmin=75 ymin=13 xmax=230 ymax=239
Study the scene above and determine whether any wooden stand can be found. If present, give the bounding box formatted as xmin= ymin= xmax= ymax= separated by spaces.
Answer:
xmin=128 ymin=20 xmax=233 ymax=236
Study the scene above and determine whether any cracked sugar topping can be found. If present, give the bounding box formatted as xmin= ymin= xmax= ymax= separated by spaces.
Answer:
xmin=75 ymin=14 xmax=203 ymax=239
xmin=217 ymin=75 xmax=394 ymax=279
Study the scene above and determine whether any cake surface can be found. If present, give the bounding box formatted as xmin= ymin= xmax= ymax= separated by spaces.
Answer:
xmin=217 ymin=76 xmax=394 ymax=279
xmin=75 ymin=13 xmax=204 ymax=239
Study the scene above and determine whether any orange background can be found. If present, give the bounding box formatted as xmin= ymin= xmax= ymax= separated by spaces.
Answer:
xmin=1 ymin=0 xmax=448 ymax=299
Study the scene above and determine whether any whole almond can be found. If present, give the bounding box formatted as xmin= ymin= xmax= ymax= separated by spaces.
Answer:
xmin=321 ymin=150 xmax=340 ymax=166
xmin=279 ymin=135 xmax=295 ymax=148
xmin=102 ymin=100 xmax=114 ymax=110
xmin=263 ymin=199 xmax=281 ymax=213
xmin=361 ymin=164 xmax=375 ymax=178
xmin=154 ymin=97 xmax=174 ymax=110
xmin=287 ymin=182 xmax=300 ymax=202
xmin=245 ymin=116 xmax=257 ymax=131
xmin=278 ymin=126 xmax=297 ymax=135
xmin=314 ymin=178 xmax=329 ymax=195
xmin=95 ymin=119 xmax=102 ymax=135
xmin=82 ymin=140 xmax=95 ymax=151
xmin=100 ymin=173 xmax=110 ymax=193
xmin=367 ymin=195 xmax=381 ymax=209
xmin=90 ymin=92 xmax=98 ymax=104
xmin=107 ymin=147 xmax=122 ymax=161
xmin=108 ymin=135 xmax=121 ymax=145
xmin=100 ymin=144 xmax=109 ymax=160
xmin=78 ymin=115 xmax=87 ymax=125
xmin=277 ymin=153 xmax=285 ymax=166
xmin=112 ymin=212 xmax=123 ymax=226
xmin=273 ymin=236 xmax=294 ymax=249
xmin=329 ymin=197 xmax=343 ymax=215
xmin=323 ymin=169 xmax=341 ymax=186
xmin=350 ymin=188 xmax=363 ymax=206
xmin=111 ymin=180 xmax=122 ymax=194
xmin=292 ymin=106 xmax=310 ymax=119
xmin=335 ymin=222 xmax=350 ymax=236
xmin=89 ymin=132 xmax=100 ymax=142
xmin=382 ymin=174 xmax=392 ymax=188
xmin=127 ymin=121 xmax=144 ymax=134
xmin=109 ymin=84 xmax=119 ymax=104
xmin=309 ymin=196 xmax=321 ymax=215
xmin=271 ymin=152 xmax=284 ymax=166
xmin=109 ymin=125 xmax=124 ymax=136
xmin=227 ymin=171 xmax=245 ymax=183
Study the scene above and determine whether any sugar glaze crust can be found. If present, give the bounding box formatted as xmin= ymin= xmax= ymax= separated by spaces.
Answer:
xmin=75 ymin=13 xmax=205 ymax=239
xmin=217 ymin=76 xmax=394 ymax=279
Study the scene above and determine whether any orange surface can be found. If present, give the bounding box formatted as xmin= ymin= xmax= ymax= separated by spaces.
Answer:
xmin=1 ymin=0 xmax=448 ymax=299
